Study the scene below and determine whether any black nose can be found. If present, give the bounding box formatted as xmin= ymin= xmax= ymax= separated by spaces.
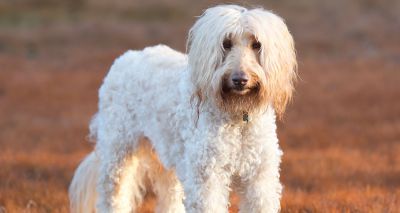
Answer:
xmin=231 ymin=71 xmax=249 ymax=87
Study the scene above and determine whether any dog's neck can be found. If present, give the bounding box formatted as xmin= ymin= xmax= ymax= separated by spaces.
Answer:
xmin=208 ymin=108 xmax=252 ymax=124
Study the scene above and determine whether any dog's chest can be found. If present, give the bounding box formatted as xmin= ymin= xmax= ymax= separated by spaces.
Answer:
xmin=213 ymin=124 xmax=264 ymax=177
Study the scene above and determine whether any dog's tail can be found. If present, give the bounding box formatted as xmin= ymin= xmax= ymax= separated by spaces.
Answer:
xmin=69 ymin=152 xmax=99 ymax=213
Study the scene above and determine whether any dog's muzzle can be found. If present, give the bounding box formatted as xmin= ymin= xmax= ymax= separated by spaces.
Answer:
xmin=222 ymin=71 xmax=258 ymax=95
xmin=231 ymin=71 xmax=249 ymax=90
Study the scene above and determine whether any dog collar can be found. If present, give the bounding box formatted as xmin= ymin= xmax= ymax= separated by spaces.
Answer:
xmin=243 ymin=111 xmax=249 ymax=123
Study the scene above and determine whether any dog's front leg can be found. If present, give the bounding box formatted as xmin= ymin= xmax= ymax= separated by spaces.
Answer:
xmin=179 ymin=149 xmax=231 ymax=213
xmin=239 ymin=149 xmax=282 ymax=213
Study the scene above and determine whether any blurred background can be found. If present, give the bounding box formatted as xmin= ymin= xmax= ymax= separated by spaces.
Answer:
xmin=0 ymin=0 xmax=399 ymax=212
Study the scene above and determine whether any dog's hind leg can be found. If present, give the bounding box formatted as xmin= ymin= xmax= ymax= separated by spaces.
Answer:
xmin=96 ymin=138 xmax=147 ymax=213
xmin=135 ymin=138 xmax=185 ymax=213
xmin=152 ymin=170 xmax=185 ymax=213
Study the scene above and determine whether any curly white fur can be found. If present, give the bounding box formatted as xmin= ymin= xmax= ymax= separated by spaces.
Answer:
xmin=69 ymin=5 xmax=296 ymax=213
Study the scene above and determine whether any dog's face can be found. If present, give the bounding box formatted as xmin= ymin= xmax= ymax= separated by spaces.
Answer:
xmin=188 ymin=5 xmax=297 ymax=118
xmin=217 ymin=33 xmax=267 ymax=114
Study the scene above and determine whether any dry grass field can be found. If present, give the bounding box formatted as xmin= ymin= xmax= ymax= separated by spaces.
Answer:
xmin=0 ymin=0 xmax=399 ymax=212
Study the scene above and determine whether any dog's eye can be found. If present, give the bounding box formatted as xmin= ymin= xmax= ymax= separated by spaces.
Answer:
xmin=223 ymin=39 xmax=232 ymax=50
xmin=252 ymin=41 xmax=261 ymax=50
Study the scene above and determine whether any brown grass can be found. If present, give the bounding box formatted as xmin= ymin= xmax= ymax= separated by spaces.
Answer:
xmin=0 ymin=0 xmax=399 ymax=212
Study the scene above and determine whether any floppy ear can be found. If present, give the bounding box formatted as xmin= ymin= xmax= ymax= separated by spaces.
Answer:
xmin=249 ymin=9 xmax=298 ymax=118
xmin=186 ymin=5 xmax=246 ymax=105
xmin=186 ymin=9 xmax=223 ymax=101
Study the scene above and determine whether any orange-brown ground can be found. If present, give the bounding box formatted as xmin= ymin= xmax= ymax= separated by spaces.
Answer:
xmin=0 ymin=0 xmax=399 ymax=212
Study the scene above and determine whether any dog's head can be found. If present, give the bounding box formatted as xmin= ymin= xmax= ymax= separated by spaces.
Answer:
xmin=188 ymin=5 xmax=297 ymax=119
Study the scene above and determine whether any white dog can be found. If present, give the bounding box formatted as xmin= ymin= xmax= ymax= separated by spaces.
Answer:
xmin=69 ymin=5 xmax=297 ymax=213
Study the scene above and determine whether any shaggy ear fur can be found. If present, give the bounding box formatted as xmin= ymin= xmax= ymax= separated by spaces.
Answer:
xmin=246 ymin=9 xmax=297 ymax=118
xmin=187 ymin=5 xmax=245 ymax=108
